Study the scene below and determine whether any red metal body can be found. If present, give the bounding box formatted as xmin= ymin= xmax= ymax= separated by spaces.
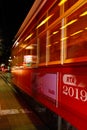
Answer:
xmin=12 ymin=65 xmax=87 ymax=129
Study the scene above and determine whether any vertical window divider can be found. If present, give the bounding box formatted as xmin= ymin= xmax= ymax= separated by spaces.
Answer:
xmin=60 ymin=4 xmax=67 ymax=65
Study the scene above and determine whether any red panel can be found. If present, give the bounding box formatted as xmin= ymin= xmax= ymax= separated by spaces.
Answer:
xmin=59 ymin=65 xmax=87 ymax=129
xmin=11 ymin=66 xmax=87 ymax=129
xmin=12 ymin=69 xmax=33 ymax=95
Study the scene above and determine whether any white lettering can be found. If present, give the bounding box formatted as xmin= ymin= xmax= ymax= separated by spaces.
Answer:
xmin=62 ymin=85 xmax=87 ymax=102
xmin=63 ymin=74 xmax=77 ymax=86
xmin=80 ymin=90 xmax=87 ymax=102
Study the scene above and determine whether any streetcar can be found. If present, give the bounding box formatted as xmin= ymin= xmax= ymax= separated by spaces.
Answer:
xmin=11 ymin=0 xmax=87 ymax=129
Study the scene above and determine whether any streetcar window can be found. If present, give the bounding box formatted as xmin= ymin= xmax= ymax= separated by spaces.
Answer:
xmin=23 ymin=39 xmax=37 ymax=67
xmin=24 ymin=27 xmax=36 ymax=42
xmin=66 ymin=3 xmax=87 ymax=60
xmin=18 ymin=51 xmax=23 ymax=66
xmin=37 ymin=14 xmax=47 ymax=34
xmin=65 ymin=0 xmax=78 ymax=12
xmin=39 ymin=33 xmax=46 ymax=64
xmin=48 ymin=1 xmax=60 ymax=25
xmin=48 ymin=23 xmax=61 ymax=62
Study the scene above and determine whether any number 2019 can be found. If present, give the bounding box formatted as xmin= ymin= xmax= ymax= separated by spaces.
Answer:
xmin=63 ymin=85 xmax=87 ymax=102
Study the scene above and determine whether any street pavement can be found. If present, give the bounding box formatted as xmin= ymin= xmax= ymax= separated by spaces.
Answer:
xmin=0 ymin=72 xmax=49 ymax=130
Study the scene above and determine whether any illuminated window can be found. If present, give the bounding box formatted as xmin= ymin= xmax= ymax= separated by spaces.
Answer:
xmin=66 ymin=3 xmax=87 ymax=60
xmin=48 ymin=1 xmax=60 ymax=25
xmin=23 ymin=39 xmax=37 ymax=67
xmin=39 ymin=33 xmax=46 ymax=64
xmin=37 ymin=15 xmax=47 ymax=34
xmin=65 ymin=0 xmax=78 ymax=11
xmin=48 ymin=23 xmax=61 ymax=62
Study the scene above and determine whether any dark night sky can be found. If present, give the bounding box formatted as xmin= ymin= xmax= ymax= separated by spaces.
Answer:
xmin=0 ymin=0 xmax=35 ymax=65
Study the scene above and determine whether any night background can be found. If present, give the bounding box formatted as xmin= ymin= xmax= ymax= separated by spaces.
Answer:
xmin=0 ymin=0 xmax=35 ymax=65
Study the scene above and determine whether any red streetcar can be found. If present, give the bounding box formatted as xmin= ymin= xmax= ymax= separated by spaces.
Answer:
xmin=11 ymin=0 xmax=87 ymax=129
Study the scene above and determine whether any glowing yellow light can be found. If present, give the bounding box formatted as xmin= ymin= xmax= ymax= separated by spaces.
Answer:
xmin=20 ymin=44 xmax=26 ymax=48
xmin=70 ymin=30 xmax=83 ymax=36
xmin=13 ymin=41 xmax=19 ymax=47
xmin=61 ymin=37 xmax=68 ymax=41
xmin=58 ymin=0 xmax=67 ymax=6
xmin=67 ymin=19 xmax=77 ymax=26
xmin=85 ymin=27 xmax=87 ymax=30
xmin=46 ymin=44 xmax=51 ymax=47
xmin=36 ymin=14 xmax=53 ymax=29
xmin=26 ymin=45 xmax=34 ymax=50
xmin=24 ymin=33 xmax=33 ymax=41
xmin=54 ymin=42 xmax=59 ymax=44
xmin=80 ymin=11 xmax=87 ymax=17
xmin=61 ymin=19 xmax=77 ymax=29
xmin=53 ymin=31 xmax=59 ymax=35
